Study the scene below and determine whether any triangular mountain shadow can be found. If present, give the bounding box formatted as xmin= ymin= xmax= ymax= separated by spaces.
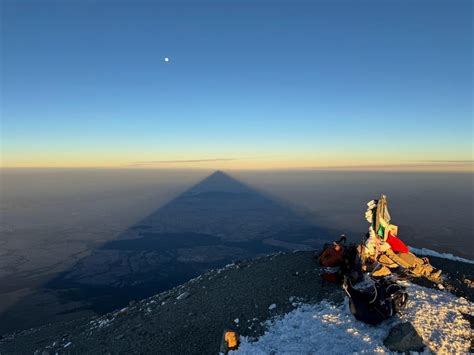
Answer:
xmin=125 ymin=170 xmax=326 ymax=242
xmin=0 ymin=171 xmax=338 ymax=333
xmin=184 ymin=170 xmax=254 ymax=194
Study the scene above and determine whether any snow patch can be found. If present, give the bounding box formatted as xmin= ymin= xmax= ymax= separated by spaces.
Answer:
xmin=399 ymin=282 xmax=473 ymax=353
xmin=176 ymin=292 xmax=190 ymax=300
xmin=88 ymin=316 xmax=114 ymax=331
xmin=268 ymin=304 xmax=277 ymax=310
xmin=234 ymin=282 xmax=473 ymax=354
xmin=409 ymin=246 xmax=474 ymax=264
xmin=97 ymin=319 xmax=111 ymax=328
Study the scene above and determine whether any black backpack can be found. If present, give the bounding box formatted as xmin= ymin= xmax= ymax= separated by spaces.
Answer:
xmin=343 ymin=278 xmax=408 ymax=325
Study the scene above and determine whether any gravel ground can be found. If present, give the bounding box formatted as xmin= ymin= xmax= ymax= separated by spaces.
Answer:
xmin=0 ymin=251 xmax=342 ymax=355
xmin=0 ymin=251 xmax=471 ymax=355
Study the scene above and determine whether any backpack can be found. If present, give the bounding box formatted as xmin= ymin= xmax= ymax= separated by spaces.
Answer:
xmin=318 ymin=236 xmax=346 ymax=267
xmin=343 ymin=278 xmax=408 ymax=325
xmin=318 ymin=237 xmax=362 ymax=284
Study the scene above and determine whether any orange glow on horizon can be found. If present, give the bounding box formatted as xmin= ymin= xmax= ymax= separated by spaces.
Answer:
xmin=1 ymin=155 xmax=472 ymax=172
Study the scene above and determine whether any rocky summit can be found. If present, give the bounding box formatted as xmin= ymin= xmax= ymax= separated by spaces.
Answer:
xmin=0 ymin=251 xmax=473 ymax=354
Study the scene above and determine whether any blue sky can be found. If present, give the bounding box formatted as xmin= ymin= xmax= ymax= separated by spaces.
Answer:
xmin=1 ymin=0 xmax=472 ymax=168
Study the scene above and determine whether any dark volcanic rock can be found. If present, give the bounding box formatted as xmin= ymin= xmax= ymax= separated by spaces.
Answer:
xmin=1 ymin=249 xmax=471 ymax=354
xmin=0 ymin=251 xmax=342 ymax=355
xmin=384 ymin=322 xmax=425 ymax=353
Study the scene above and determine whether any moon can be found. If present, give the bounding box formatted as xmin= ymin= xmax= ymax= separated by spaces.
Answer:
xmin=164 ymin=57 xmax=170 ymax=63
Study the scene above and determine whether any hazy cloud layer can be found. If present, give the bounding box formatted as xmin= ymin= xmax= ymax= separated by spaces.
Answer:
xmin=130 ymin=158 xmax=237 ymax=166
xmin=419 ymin=160 xmax=474 ymax=164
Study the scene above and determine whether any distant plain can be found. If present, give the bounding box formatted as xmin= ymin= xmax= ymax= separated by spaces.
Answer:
xmin=0 ymin=168 xmax=472 ymax=332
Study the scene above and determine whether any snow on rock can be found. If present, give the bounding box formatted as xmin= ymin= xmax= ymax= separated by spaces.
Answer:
xmin=400 ymin=282 xmax=473 ymax=353
xmin=97 ymin=319 xmax=112 ymax=328
xmin=234 ymin=282 xmax=473 ymax=354
xmin=235 ymin=301 xmax=388 ymax=354
xmin=176 ymin=292 xmax=190 ymax=300
xmin=88 ymin=315 xmax=115 ymax=331
xmin=409 ymin=246 xmax=474 ymax=265
xmin=268 ymin=304 xmax=277 ymax=310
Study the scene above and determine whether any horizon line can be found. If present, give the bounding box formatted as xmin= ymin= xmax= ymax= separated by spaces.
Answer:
xmin=1 ymin=163 xmax=473 ymax=173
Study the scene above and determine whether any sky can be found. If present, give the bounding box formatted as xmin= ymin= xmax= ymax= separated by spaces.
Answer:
xmin=1 ymin=0 xmax=472 ymax=170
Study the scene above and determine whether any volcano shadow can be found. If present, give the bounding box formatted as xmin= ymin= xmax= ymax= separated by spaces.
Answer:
xmin=0 ymin=171 xmax=337 ymax=334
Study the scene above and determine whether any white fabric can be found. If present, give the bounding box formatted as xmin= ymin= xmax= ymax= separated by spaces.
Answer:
xmin=364 ymin=211 xmax=373 ymax=223
xmin=362 ymin=227 xmax=391 ymax=258
xmin=364 ymin=200 xmax=376 ymax=223
xmin=366 ymin=199 xmax=376 ymax=209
